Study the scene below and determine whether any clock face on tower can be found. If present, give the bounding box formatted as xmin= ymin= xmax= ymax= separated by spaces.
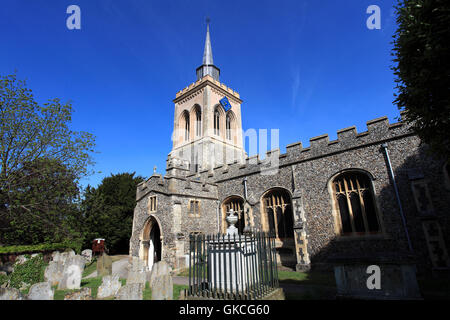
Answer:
xmin=219 ymin=96 xmax=232 ymax=112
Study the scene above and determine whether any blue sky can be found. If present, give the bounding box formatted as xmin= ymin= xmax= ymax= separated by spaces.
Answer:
xmin=0 ymin=0 xmax=400 ymax=188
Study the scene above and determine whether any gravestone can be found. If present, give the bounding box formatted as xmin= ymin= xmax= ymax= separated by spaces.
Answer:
xmin=64 ymin=288 xmax=92 ymax=300
xmin=151 ymin=274 xmax=173 ymax=300
xmin=149 ymin=261 xmax=172 ymax=288
xmin=44 ymin=261 xmax=65 ymax=286
xmin=97 ymin=253 xmax=112 ymax=277
xmin=331 ymin=253 xmax=422 ymax=300
xmin=127 ymin=257 xmax=148 ymax=285
xmin=0 ymin=288 xmax=26 ymax=300
xmin=52 ymin=250 xmax=75 ymax=264
xmin=97 ymin=275 xmax=122 ymax=299
xmin=115 ymin=283 xmax=143 ymax=300
xmin=27 ymin=282 xmax=54 ymax=300
xmin=81 ymin=249 xmax=93 ymax=263
xmin=14 ymin=255 xmax=28 ymax=265
xmin=58 ymin=255 xmax=86 ymax=290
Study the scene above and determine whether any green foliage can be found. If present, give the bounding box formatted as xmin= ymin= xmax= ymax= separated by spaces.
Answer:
xmin=0 ymin=239 xmax=83 ymax=254
xmin=392 ymin=0 xmax=450 ymax=161
xmin=0 ymin=73 xmax=96 ymax=245
xmin=8 ymin=254 xmax=48 ymax=290
xmin=173 ymin=284 xmax=188 ymax=300
xmin=143 ymin=281 xmax=152 ymax=300
xmin=81 ymin=172 xmax=144 ymax=254
xmin=0 ymin=272 xmax=8 ymax=286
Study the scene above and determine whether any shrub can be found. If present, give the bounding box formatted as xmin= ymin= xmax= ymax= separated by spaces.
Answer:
xmin=8 ymin=254 xmax=48 ymax=291
xmin=0 ymin=239 xmax=83 ymax=255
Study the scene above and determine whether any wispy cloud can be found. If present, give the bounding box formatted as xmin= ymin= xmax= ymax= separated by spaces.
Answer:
xmin=291 ymin=66 xmax=301 ymax=110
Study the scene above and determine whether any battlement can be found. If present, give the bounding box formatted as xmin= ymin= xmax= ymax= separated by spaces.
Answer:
xmin=174 ymin=75 xmax=240 ymax=100
xmin=136 ymin=171 xmax=218 ymax=202
xmin=194 ymin=114 xmax=413 ymax=182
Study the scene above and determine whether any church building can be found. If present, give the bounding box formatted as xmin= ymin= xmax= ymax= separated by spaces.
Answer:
xmin=129 ymin=23 xmax=450 ymax=275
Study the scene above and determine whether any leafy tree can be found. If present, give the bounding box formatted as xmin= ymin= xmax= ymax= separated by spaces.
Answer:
xmin=392 ymin=0 xmax=450 ymax=161
xmin=0 ymin=158 xmax=83 ymax=244
xmin=0 ymin=73 xmax=95 ymax=244
xmin=82 ymin=172 xmax=144 ymax=254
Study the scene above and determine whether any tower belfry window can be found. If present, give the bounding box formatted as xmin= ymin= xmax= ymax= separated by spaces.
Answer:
xmin=196 ymin=109 xmax=202 ymax=137
xmin=214 ymin=110 xmax=220 ymax=136
xmin=226 ymin=114 xmax=231 ymax=140
xmin=184 ymin=113 xmax=190 ymax=141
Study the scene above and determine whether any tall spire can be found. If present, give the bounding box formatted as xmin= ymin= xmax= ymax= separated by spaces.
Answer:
xmin=196 ymin=18 xmax=220 ymax=81
xmin=202 ymin=21 xmax=213 ymax=65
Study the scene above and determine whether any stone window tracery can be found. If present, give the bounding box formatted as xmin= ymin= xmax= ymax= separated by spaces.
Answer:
xmin=332 ymin=172 xmax=380 ymax=235
xmin=262 ymin=189 xmax=294 ymax=239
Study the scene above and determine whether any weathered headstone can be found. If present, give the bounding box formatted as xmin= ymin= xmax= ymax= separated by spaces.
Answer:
xmin=52 ymin=250 xmax=75 ymax=264
xmin=127 ymin=257 xmax=148 ymax=285
xmin=58 ymin=255 xmax=86 ymax=290
xmin=115 ymin=283 xmax=143 ymax=300
xmin=14 ymin=255 xmax=28 ymax=265
xmin=27 ymin=282 xmax=54 ymax=300
xmin=44 ymin=261 xmax=65 ymax=286
xmin=64 ymin=287 xmax=92 ymax=300
xmin=149 ymin=261 xmax=172 ymax=288
xmin=97 ymin=253 xmax=112 ymax=277
xmin=97 ymin=275 xmax=122 ymax=299
xmin=0 ymin=288 xmax=26 ymax=300
xmin=151 ymin=274 xmax=173 ymax=300
xmin=81 ymin=249 xmax=93 ymax=263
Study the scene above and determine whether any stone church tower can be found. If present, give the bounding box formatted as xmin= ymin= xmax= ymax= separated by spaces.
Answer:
xmin=167 ymin=23 xmax=246 ymax=174
xmin=130 ymin=21 xmax=450 ymax=277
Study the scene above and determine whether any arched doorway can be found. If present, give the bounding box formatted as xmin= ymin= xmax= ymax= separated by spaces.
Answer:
xmin=141 ymin=216 xmax=162 ymax=271
xmin=261 ymin=188 xmax=296 ymax=267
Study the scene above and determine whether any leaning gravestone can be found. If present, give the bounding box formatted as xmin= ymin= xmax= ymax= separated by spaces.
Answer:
xmin=44 ymin=261 xmax=65 ymax=286
xmin=115 ymin=283 xmax=143 ymax=300
xmin=0 ymin=288 xmax=26 ymax=300
xmin=149 ymin=261 xmax=172 ymax=288
xmin=151 ymin=274 xmax=173 ymax=300
xmin=81 ymin=249 xmax=93 ymax=263
xmin=64 ymin=288 xmax=92 ymax=300
xmin=97 ymin=275 xmax=122 ymax=299
xmin=58 ymin=255 xmax=86 ymax=290
xmin=127 ymin=257 xmax=148 ymax=285
xmin=27 ymin=282 xmax=54 ymax=300
xmin=52 ymin=250 xmax=75 ymax=264
xmin=97 ymin=253 xmax=112 ymax=277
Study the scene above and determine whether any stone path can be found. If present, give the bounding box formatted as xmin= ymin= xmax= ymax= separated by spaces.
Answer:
xmin=84 ymin=256 xmax=129 ymax=279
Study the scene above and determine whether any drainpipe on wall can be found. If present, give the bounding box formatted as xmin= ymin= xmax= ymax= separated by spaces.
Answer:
xmin=243 ymin=177 xmax=248 ymax=200
xmin=216 ymin=203 xmax=220 ymax=234
xmin=381 ymin=143 xmax=414 ymax=253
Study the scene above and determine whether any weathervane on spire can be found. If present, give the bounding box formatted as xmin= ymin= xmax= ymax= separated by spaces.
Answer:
xmin=206 ymin=16 xmax=211 ymax=25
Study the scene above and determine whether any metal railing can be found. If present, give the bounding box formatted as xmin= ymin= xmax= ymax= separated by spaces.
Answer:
xmin=187 ymin=232 xmax=279 ymax=300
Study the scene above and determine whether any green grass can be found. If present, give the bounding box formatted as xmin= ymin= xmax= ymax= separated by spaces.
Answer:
xmin=174 ymin=284 xmax=188 ymax=300
xmin=278 ymin=271 xmax=336 ymax=287
xmin=53 ymin=277 xmax=186 ymax=300
xmin=53 ymin=276 xmax=107 ymax=300
xmin=143 ymin=282 xmax=152 ymax=300
xmin=82 ymin=258 xmax=98 ymax=278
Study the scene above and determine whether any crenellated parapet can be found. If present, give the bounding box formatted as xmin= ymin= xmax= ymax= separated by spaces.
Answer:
xmin=193 ymin=114 xmax=413 ymax=182
xmin=136 ymin=172 xmax=219 ymax=203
